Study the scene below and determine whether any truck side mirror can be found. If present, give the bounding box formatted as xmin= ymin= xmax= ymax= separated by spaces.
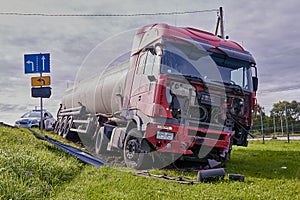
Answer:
xmin=144 ymin=46 xmax=156 ymax=55
xmin=148 ymin=75 xmax=157 ymax=82
xmin=252 ymin=77 xmax=258 ymax=92
xmin=251 ymin=64 xmax=258 ymax=92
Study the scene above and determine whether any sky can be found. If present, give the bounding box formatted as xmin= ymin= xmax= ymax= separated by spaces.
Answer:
xmin=0 ymin=0 xmax=300 ymax=125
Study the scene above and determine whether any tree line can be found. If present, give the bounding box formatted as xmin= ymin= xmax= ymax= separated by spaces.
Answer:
xmin=252 ymin=100 xmax=300 ymax=135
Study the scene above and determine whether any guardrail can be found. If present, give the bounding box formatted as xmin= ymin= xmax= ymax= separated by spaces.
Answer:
xmin=27 ymin=128 xmax=108 ymax=167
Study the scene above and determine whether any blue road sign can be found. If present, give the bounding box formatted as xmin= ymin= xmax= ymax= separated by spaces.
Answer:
xmin=24 ymin=53 xmax=50 ymax=73
xmin=31 ymin=87 xmax=52 ymax=98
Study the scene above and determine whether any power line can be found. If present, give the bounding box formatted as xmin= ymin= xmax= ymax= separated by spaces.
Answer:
xmin=0 ymin=9 xmax=218 ymax=17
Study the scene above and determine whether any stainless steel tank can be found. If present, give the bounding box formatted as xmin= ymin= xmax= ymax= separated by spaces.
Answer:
xmin=61 ymin=61 xmax=128 ymax=115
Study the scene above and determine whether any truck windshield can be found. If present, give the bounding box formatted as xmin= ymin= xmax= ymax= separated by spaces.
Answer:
xmin=160 ymin=41 xmax=253 ymax=92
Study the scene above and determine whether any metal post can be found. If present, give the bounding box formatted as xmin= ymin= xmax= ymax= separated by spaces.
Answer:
xmin=40 ymin=72 xmax=43 ymax=132
xmin=280 ymin=115 xmax=284 ymax=136
xmin=40 ymin=97 xmax=43 ymax=131
xmin=273 ymin=115 xmax=276 ymax=135
xmin=220 ymin=7 xmax=225 ymax=39
xmin=260 ymin=108 xmax=264 ymax=144
xmin=285 ymin=104 xmax=290 ymax=143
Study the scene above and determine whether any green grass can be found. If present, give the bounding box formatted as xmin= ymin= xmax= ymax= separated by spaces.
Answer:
xmin=0 ymin=126 xmax=300 ymax=199
xmin=0 ymin=127 xmax=84 ymax=199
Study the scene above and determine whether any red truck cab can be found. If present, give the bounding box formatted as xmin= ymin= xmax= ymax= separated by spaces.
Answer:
xmin=121 ymin=23 xmax=257 ymax=169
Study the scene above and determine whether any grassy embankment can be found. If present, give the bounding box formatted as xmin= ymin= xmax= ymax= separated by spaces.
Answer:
xmin=0 ymin=126 xmax=299 ymax=199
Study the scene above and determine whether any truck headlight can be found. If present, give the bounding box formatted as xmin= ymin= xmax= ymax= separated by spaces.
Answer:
xmin=156 ymin=131 xmax=174 ymax=140
xmin=157 ymin=125 xmax=173 ymax=130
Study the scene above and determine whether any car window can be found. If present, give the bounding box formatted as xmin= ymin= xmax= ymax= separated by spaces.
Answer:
xmin=46 ymin=112 xmax=53 ymax=118
xmin=28 ymin=112 xmax=41 ymax=118
xmin=21 ymin=111 xmax=53 ymax=118
xmin=21 ymin=112 xmax=30 ymax=118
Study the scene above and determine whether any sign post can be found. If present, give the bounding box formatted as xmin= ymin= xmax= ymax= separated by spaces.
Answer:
xmin=24 ymin=53 xmax=51 ymax=131
xmin=40 ymin=72 xmax=43 ymax=131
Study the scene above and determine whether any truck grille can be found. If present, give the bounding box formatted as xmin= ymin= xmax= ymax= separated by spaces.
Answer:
xmin=188 ymin=129 xmax=221 ymax=140
xmin=189 ymin=105 xmax=209 ymax=122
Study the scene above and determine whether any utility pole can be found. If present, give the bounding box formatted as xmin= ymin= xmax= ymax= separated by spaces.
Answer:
xmin=220 ymin=7 xmax=225 ymax=39
xmin=215 ymin=7 xmax=225 ymax=39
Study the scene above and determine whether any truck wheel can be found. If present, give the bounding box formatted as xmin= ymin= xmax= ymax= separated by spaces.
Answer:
xmin=95 ymin=127 xmax=108 ymax=154
xmin=123 ymin=128 xmax=152 ymax=169
xmin=53 ymin=118 xmax=62 ymax=134
xmin=58 ymin=117 xmax=68 ymax=136
xmin=57 ymin=117 xmax=63 ymax=135
xmin=62 ymin=117 xmax=73 ymax=139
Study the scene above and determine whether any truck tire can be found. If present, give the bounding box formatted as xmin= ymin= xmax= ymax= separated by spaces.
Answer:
xmin=57 ymin=117 xmax=63 ymax=135
xmin=62 ymin=117 xmax=73 ymax=139
xmin=123 ymin=128 xmax=152 ymax=169
xmin=58 ymin=116 xmax=68 ymax=136
xmin=53 ymin=121 xmax=59 ymax=134
xmin=54 ymin=117 xmax=62 ymax=134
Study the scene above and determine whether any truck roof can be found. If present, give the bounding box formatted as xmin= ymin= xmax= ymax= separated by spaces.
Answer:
xmin=135 ymin=23 xmax=255 ymax=64
xmin=137 ymin=23 xmax=243 ymax=50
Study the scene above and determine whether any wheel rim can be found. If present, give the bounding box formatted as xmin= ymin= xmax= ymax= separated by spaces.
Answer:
xmin=125 ymin=138 xmax=140 ymax=161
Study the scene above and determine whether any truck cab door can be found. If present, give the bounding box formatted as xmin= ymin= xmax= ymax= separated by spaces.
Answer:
xmin=130 ymin=48 xmax=160 ymax=112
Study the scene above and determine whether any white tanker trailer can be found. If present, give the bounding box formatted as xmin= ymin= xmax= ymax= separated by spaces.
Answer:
xmin=54 ymin=23 xmax=258 ymax=170
xmin=61 ymin=61 xmax=128 ymax=115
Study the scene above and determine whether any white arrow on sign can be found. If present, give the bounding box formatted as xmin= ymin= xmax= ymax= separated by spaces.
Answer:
xmin=26 ymin=60 xmax=34 ymax=71
xmin=41 ymin=56 xmax=45 ymax=71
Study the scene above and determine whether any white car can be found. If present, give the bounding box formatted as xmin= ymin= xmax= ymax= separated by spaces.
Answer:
xmin=15 ymin=110 xmax=56 ymax=131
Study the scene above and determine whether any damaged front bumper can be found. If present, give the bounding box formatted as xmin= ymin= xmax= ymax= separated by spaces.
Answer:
xmin=144 ymin=122 xmax=234 ymax=157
